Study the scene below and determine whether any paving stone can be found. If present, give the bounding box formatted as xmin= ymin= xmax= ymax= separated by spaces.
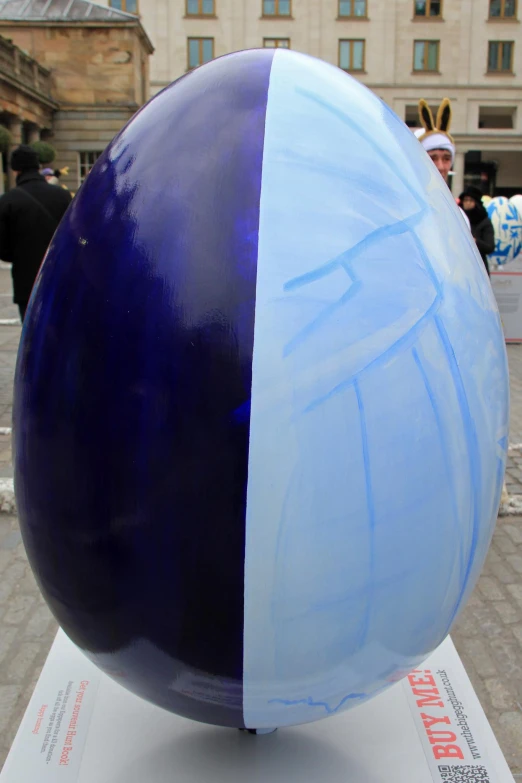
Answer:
xmin=490 ymin=714 xmax=522 ymax=776
xmin=0 ymin=685 xmax=19 ymax=734
xmin=484 ymin=545 xmax=502 ymax=565
xmin=453 ymin=607 xmax=481 ymax=638
xmin=497 ymin=712 xmax=522 ymax=769
xmin=511 ymin=623 xmax=522 ymax=645
xmin=2 ymin=594 xmax=35 ymax=626
xmin=457 ymin=638 xmax=498 ymax=678
xmin=0 ymin=574 xmax=15 ymax=605
xmin=0 ymin=549 xmax=13 ymax=572
xmin=5 ymin=641 xmax=41 ymax=684
xmin=507 ymin=583 xmax=522 ymax=606
xmin=489 ymin=559 xmax=520 ymax=585
xmin=495 ymin=532 xmax=519 ymax=555
xmin=469 ymin=600 xmax=504 ymax=637
xmin=1 ymin=560 xmax=26 ymax=589
xmin=23 ymin=603 xmax=56 ymax=640
xmin=505 ymin=523 xmax=522 ymax=545
xmin=489 ymin=639 xmax=522 ymax=693
xmin=0 ymin=626 xmax=17 ymax=667
xmin=478 ymin=575 xmax=505 ymax=601
xmin=507 ymin=555 xmax=522 ymax=575
xmin=15 ymin=569 xmax=40 ymax=596
xmin=493 ymin=600 xmax=521 ymax=625
xmin=484 ymin=677 xmax=517 ymax=711
xmin=0 ymin=530 xmax=21 ymax=550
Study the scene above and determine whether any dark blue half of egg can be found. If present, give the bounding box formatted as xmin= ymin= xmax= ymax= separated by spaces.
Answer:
xmin=14 ymin=49 xmax=275 ymax=728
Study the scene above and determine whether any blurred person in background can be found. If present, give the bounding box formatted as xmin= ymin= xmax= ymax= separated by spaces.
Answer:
xmin=54 ymin=166 xmax=72 ymax=194
xmin=0 ymin=145 xmax=71 ymax=322
xmin=41 ymin=168 xmax=60 ymax=186
xmin=459 ymin=185 xmax=495 ymax=276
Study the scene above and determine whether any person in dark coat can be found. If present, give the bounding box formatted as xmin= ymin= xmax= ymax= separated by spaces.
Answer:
xmin=0 ymin=145 xmax=72 ymax=321
xmin=459 ymin=185 xmax=495 ymax=276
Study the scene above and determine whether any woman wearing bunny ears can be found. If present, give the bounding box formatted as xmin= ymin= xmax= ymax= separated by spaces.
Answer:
xmin=414 ymin=98 xmax=470 ymax=229
xmin=415 ymin=98 xmax=454 ymax=183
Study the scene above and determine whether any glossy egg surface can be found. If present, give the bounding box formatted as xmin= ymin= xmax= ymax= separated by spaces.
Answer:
xmin=14 ymin=49 xmax=508 ymax=730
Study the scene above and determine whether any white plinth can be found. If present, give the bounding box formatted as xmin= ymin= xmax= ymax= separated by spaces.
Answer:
xmin=491 ymin=268 xmax=522 ymax=342
xmin=0 ymin=630 xmax=515 ymax=782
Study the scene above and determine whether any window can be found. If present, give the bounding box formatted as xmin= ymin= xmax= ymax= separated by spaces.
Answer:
xmin=186 ymin=0 xmax=215 ymax=16
xmin=187 ymin=38 xmax=214 ymax=69
xmin=262 ymin=0 xmax=291 ymax=16
xmin=478 ymin=106 xmax=516 ymax=128
xmin=405 ymin=103 xmax=438 ymax=127
xmin=413 ymin=40 xmax=439 ymax=71
xmin=489 ymin=0 xmax=517 ymax=18
xmin=21 ymin=123 xmax=32 ymax=145
xmin=109 ymin=0 xmax=138 ymax=13
xmin=263 ymin=38 xmax=290 ymax=47
xmin=488 ymin=40 xmax=514 ymax=71
xmin=78 ymin=151 xmax=101 ymax=185
xmin=339 ymin=39 xmax=365 ymax=71
xmin=338 ymin=0 xmax=367 ymax=17
xmin=414 ymin=0 xmax=442 ymax=17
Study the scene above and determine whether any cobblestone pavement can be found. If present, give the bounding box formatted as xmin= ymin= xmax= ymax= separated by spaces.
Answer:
xmin=0 ymin=265 xmax=20 ymax=483
xmin=0 ymin=260 xmax=522 ymax=774
xmin=0 ymin=514 xmax=57 ymax=768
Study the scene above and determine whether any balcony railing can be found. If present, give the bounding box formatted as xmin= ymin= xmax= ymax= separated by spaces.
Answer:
xmin=0 ymin=36 xmax=52 ymax=100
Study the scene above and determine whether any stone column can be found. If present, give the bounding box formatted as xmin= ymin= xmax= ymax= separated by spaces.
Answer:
xmin=452 ymin=151 xmax=465 ymax=198
xmin=7 ymin=117 xmax=22 ymax=190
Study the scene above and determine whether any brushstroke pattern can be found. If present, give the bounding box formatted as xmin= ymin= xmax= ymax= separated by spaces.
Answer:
xmin=243 ymin=49 xmax=508 ymax=729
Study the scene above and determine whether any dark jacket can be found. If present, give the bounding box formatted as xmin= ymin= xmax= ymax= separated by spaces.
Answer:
xmin=465 ymin=204 xmax=495 ymax=275
xmin=0 ymin=170 xmax=72 ymax=303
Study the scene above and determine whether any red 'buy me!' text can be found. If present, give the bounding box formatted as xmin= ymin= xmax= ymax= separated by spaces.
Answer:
xmin=408 ymin=669 xmax=464 ymax=760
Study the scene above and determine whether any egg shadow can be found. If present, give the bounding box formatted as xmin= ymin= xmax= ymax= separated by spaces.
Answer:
xmin=113 ymin=723 xmax=369 ymax=783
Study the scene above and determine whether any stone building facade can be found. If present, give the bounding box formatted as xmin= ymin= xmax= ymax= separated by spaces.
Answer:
xmin=0 ymin=34 xmax=56 ymax=189
xmin=98 ymin=0 xmax=522 ymax=195
xmin=0 ymin=0 xmax=153 ymax=190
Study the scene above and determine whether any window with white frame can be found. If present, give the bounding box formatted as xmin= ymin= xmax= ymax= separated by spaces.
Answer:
xmin=78 ymin=151 xmax=101 ymax=185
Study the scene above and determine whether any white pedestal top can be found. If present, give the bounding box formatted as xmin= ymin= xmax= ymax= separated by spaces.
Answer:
xmin=0 ymin=630 xmax=515 ymax=783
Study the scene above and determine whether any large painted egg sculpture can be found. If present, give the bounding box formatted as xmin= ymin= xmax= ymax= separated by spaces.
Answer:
xmin=14 ymin=49 xmax=508 ymax=731
xmin=487 ymin=195 xmax=522 ymax=266
xmin=510 ymin=194 xmax=522 ymax=224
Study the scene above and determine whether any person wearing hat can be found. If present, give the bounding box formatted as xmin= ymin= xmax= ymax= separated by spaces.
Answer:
xmin=459 ymin=185 xmax=495 ymax=276
xmin=414 ymin=98 xmax=455 ymax=182
xmin=41 ymin=167 xmax=59 ymax=186
xmin=0 ymin=145 xmax=71 ymax=321
xmin=414 ymin=98 xmax=470 ymax=229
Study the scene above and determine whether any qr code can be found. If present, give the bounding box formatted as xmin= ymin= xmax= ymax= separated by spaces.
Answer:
xmin=438 ymin=765 xmax=490 ymax=782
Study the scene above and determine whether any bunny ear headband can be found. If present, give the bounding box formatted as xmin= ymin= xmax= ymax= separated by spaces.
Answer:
xmin=415 ymin=97 xmax=455 ymax=160
xmin=417 ymin=98 xmax=453 ymax=141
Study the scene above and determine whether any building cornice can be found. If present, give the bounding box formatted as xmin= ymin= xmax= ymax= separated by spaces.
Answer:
xmin=0 ymin=19 xmax=154 ymax=54
xmin=57 ymin=102 xmax=140 ymax=111
xmin=369 ymin=82 xmax=522 ymax=90
xmin=0 ymin=68 xmax=58 ymax=111
xmin=454 ymin=133 xmax=522 ymax=151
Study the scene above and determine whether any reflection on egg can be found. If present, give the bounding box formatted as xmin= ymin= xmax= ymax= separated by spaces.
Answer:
xmin=14 ymin=49 xmax=508 ymax=730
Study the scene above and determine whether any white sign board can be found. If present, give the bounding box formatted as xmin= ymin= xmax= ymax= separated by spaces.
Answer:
xmin=491 ymin=269 xmax=522 ymax=342
xmin=0 ymin=630 xmax=515 ymax=783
